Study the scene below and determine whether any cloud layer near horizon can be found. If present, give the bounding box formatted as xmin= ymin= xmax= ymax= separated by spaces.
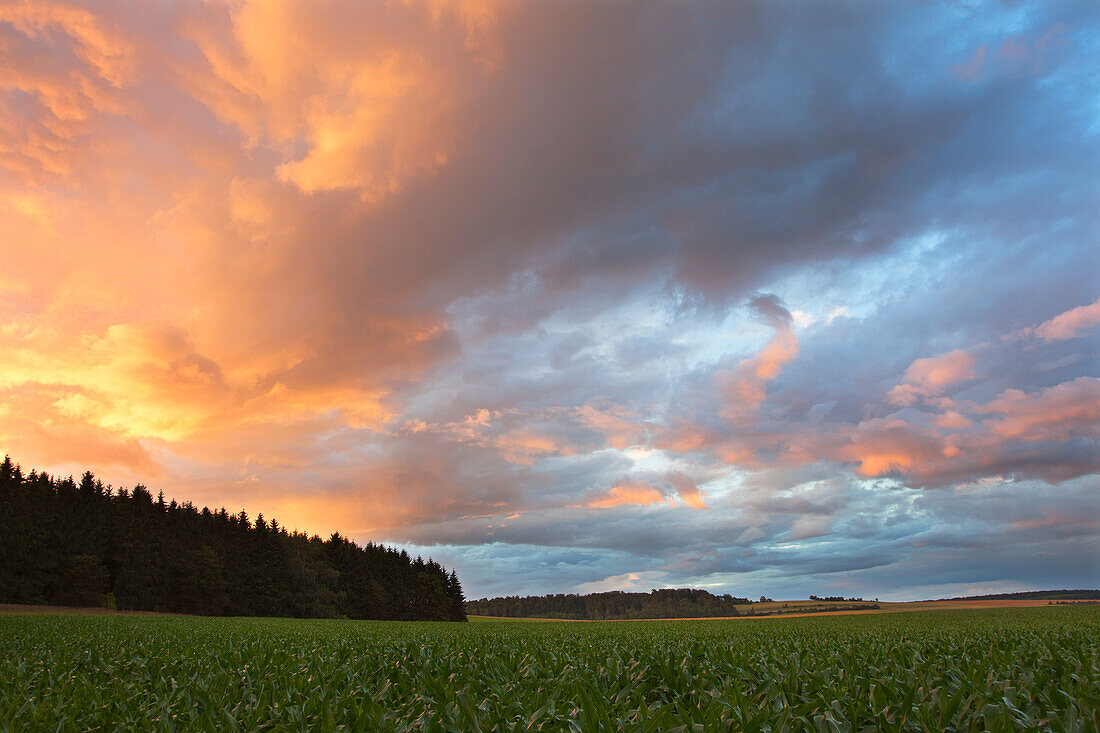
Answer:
xmin=2 ymin=0 xmax=1097 ymax=600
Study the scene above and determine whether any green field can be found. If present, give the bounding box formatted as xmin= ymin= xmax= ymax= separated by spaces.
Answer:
xmin=1 ymin=607 xmax=1097 ymax=731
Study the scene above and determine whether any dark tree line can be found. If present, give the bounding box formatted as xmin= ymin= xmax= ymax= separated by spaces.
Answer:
xmin=943 ymin=590 xmax=1100 ymax=601
xmin=0 ymin=457 xmax=466 ymax=621
xmin=467 ymin=588 xmax=753 ymax=619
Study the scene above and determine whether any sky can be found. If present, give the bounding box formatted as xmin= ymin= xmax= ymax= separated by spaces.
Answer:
xmin=1 ymin=0 xmax=1097 ymax=602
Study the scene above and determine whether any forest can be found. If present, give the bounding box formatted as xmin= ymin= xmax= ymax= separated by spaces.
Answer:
xmin=941 ymin=590 xmax=1100 ymax=601
xmin=467 ymin=588 xmax=754 ymax=619
xmin=0 ymin=457 xmax=466 ymax=621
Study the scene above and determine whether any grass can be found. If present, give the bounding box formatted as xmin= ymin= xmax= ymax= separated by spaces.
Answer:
xmin=1 ymin=606 xmax=1097 ymax=731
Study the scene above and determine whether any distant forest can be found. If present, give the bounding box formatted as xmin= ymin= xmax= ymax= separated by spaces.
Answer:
xmin=467 ymin=589 xmax=756 ymax=619
xmin=942 ymin=590 xmax=1100 ymax=601
xmin=0 ymin=457 xmax=466 ymax=621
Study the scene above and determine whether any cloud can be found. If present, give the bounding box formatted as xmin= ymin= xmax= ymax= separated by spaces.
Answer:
xmin=717 ymin=294 xmax=800 ymax=422
xmin=977 ymin=377 xmax=1100 ymax=442
xmin=582 ymin=480 xmax=667 ymax=509
xmin=954 ymin=46 xmax=987 ymax=80
xmin=666 ymin=471 xmax=707 ymax=510
xmin=577 ymin=472 xmax=707 ymax=510
xmin=787 ymin=515 xmax=832 ymax=542
xmin=888 ymin=349 xmax=976 ymax=405
xmin=574 ymin=404 xmax=653 ymax=450
xmin=1024 ymin=297 xmax=1100 ymax=341
xmin=402 ymin=408 xmax=575 ymax=465
xmin=1 ymin=0 xmax=1097 ymax=601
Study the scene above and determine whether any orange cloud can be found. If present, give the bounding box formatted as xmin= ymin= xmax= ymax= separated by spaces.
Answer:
xmin=175 ymin=0 xmax=498 ymax=203
xmin=1012 ymin=510 xmax=1100 ymax=528
xmin=934 ymin=411 xmax=972 ymax=430
xmin=274 ymin=52 xmax=453 ymax=200
xmin=0 ymin=385 xmax=160 ymax=479
xmin=490 ymin=428 xmax=565 ymax=466
xmin=888 ymin=349 xmax=975 ymax=405
xmin=0 ymin=322 xmax=228 ymax=441
xmin=843 ymin=417 xmax=947 ymax=477
xmin=720 ymin=328 xmax=799 ymax=410
xmin=576 ymin=473 xmax=707 ymax=510
xmin=655 ymin=420 xmax=724 ymax=454
xmin=574 ymin=404 xmax=652 ymax=449
xmin=0 ymin=0 xmax=491 ymax=534
xmin=1 ymin=0 xmax=1094 ymax=559
xmin=717 ymin=301 xmax=800 ymax=424
xmin=403 ymin=409 xmax=571 ymax=465
xmin=977 ymin=377 xmax=1100 ymax=442
xmin=1010 ymin=514 xmax=1100 ymax=531
xmin=665 ymin=471 xmax=707 ymax=509
xmin=583 ymin=481 xmax=667 ymax=509
xmin=0 ymin=1 xmax=138 ymax=187
xmin=1026 ymin=298 xmax=1100 ymax=341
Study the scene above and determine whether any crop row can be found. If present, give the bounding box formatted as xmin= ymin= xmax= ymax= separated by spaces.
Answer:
xmin=1 ymin=606 xmax=1097 ymax=731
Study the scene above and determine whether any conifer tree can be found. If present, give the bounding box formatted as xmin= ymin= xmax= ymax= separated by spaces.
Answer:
xmin=0 ymin=456 xmax=468 ymax=620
